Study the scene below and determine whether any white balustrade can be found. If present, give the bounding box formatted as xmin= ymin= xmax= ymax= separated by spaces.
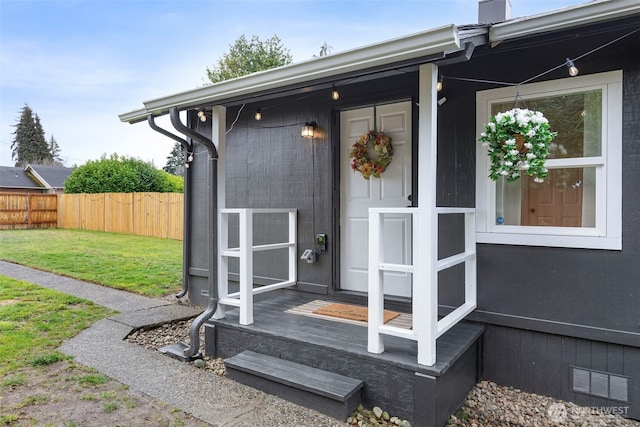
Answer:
xmin=215 ymin=208 xmax=297 ymax=325
xmin=368 ymin=207 xmax=477 ymax=366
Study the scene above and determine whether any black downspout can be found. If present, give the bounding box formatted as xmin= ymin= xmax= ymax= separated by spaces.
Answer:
xmin=169 ymin=107 xmax=219 ymax=359
xmin=147 ymin=115 xmax=192 ymax=299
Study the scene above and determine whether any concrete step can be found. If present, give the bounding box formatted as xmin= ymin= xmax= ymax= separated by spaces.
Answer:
xmin=225 ymin=350 xmax=363 ymax=420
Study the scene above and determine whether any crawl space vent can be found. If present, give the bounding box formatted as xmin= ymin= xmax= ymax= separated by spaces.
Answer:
xmin=572 ymin=366 xmax=630 ymax=402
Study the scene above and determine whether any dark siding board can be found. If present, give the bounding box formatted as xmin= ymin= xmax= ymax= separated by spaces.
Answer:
xmin=608 ymin=344 xmax=625 ymax=374
xmin=518 ymin=330 xmax=535 ymax=393
xmin=560 ymin=337 xmax=577 ymax=403
xmin=483 ymin=325 xmax=496 ymax=381
xmin=624 ymin=347 xmax=640 ymax=419
xmin=493 ymin=325 xmax=509 ymax=385
xmin=546 ymin=334 xmax=563 ymax=398
xmin=532 ymin=332 xmax=548 ymax=395
xmin=591 ymin=341 xmax=608 ymax=372
xmin=507 ymin=327 xmax=520 ymax=390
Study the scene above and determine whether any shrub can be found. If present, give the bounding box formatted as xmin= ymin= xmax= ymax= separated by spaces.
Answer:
xmin=64 ymin=154 xmax=182 ymax=193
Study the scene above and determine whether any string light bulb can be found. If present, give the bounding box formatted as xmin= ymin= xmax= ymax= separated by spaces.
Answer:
xmin=254 ymin=109 xmax=262 ymax=121
xmin=331 ymin=86 xmax=340 ymax=101
xmin=566 ymin=58 xmax=579 ymax=77
xmin=436 ymin=77 xmax=443 ymax=92
xmin=197 ymin=110 xmax=207 ymax=122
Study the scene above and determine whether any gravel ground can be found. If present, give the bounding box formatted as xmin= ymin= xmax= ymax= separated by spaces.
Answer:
xmin=127 ymin=319 xmax=638 ymax=427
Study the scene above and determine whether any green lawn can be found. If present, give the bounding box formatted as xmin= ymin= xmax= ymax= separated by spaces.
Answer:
xmin=0 ymin=229 xmax=182 ymax=297
xmin=0 ymin=275 xmax=114 ymax=375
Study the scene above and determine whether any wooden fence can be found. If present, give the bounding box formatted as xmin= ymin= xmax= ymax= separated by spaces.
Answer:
xmin=58 ymin=193 xmax=184 ymax=240
xmin=0 ymin=192 xmax=184 ymax=240
xmin=0 ymin=193 xmax=58 ymax=229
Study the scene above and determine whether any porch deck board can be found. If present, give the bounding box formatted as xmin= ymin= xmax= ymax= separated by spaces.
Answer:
xmin=209 ymin=292 xmax=484 ymax=376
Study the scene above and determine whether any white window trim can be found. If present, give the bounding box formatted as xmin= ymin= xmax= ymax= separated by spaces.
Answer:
xmin=475 ymin=70 xmax=622 ymax=250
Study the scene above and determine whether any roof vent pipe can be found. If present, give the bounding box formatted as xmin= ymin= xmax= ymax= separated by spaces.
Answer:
xmin=478 ymin=0 xmax=511 ymax=24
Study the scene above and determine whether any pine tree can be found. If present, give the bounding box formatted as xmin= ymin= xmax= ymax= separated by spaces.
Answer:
xmin=11 ymin=104 xmax=53 ymax=166
xmin=163 ymin=142 xmax=185 ymax=176
xmin=33 ymin=114 xmax=51 ymax=164
xmin=49 ymin=135 xmax=64 ymax=165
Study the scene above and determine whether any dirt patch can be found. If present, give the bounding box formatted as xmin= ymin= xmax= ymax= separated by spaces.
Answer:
xmin=0 ymin=300 xmax=19 ymax=306
xmin=0 ymin=360 xmax=210 ymax=426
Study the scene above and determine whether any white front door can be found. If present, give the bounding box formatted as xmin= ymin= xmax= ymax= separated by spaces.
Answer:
xmin=340 ymin=101 xmax=413 ymax=297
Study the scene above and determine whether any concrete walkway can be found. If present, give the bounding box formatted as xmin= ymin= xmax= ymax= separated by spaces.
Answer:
xmin=0 ymin=261 xmax=345 ymax=426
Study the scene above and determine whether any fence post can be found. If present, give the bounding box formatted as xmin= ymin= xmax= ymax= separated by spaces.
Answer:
xmin=27 ymin=194 xmax=32 ymax=228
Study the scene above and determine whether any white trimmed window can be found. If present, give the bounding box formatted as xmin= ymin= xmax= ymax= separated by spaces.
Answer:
xmin=476 ymin=71 xmax=622 ymax=250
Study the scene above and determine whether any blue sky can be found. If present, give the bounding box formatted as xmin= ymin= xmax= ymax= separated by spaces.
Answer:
xmin=0 ymin=0 xmax=587 ymax=168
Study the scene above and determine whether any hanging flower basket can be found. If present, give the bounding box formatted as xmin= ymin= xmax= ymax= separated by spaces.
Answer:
xmin=349 ymin=131 xmax=394 ymax=180
xmin=479 ymin=108 xmax=556 ymax=183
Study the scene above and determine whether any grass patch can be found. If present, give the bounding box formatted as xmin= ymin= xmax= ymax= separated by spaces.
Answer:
xmin=30 ymin=353 xmax=68 ymax=367
xmin=99 ymin=391 xmax=117 ymax=400
xmin=0 ymin=414 xmax=20 ymax=424
xmin=80 ymin=394 xmax=99 ymax=402
xmin=77 ymin=374 xmax=109 ymax=387
xmin=17 ymin=394 xmax=49 ymax=408
xmin=0 ymin=229 xmax=182 ymax=297
xmin=103 ymin=401 xmax=119 ymax=413
xmin=0 ymin=276 xmax=113 ymax=375
xmin=1 ymin=374 xmax=26 ymax=388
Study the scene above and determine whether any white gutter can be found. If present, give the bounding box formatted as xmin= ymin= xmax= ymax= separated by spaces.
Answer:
xmin=490 ymin=0 xmax=640 ymax=43
xmin=119 ymin=24 xmax=460 ymax=123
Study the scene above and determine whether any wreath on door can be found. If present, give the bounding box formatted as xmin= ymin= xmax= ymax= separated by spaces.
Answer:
xmin=349 ymin=130 xmax=394 ymax=180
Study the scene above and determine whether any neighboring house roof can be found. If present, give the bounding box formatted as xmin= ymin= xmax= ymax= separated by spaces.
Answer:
xmin=119 ymin=0 xmax=640 ymax=125
xmin=0 ymin=166 xmax=42 ymax=190
xmin=24 ymin=164 xmax=73 ymax=190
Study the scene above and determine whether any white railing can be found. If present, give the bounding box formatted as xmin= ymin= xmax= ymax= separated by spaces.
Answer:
xmin=367 ymin=207 xmax=476 ymax=366
xmin=215 ymin=208 xmax=297 ymax=325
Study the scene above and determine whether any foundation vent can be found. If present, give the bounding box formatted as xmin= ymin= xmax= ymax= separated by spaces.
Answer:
xmin=572 ymin=366 xmax=630 ymax=402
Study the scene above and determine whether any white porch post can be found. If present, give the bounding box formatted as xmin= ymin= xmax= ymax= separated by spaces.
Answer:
xmin=212 ymin=105 xmax=227 ymax=320
xmin=416 ymin=63 xmax=439 ymax=366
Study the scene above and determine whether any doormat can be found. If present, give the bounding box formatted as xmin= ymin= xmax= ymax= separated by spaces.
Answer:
xmin=285 ymin=300 xmax=412 ymax=329
xmin=313 ymin=302 xmax=400 ymax=323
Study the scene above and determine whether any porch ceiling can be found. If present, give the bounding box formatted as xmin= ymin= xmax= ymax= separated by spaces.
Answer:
xmin=119 ymin=25 xmax=461 ymax=124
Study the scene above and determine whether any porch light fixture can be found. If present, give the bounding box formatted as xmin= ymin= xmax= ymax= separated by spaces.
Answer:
xmin=331 ymin=86 xmax=340 ymax=101
xmin=566 ymin=58 xmax=579 ymax=77
xmin=301 ymin=121 xmax=317 ymax=138
xmin=254 ymin=109 xmax=262 ymax=121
